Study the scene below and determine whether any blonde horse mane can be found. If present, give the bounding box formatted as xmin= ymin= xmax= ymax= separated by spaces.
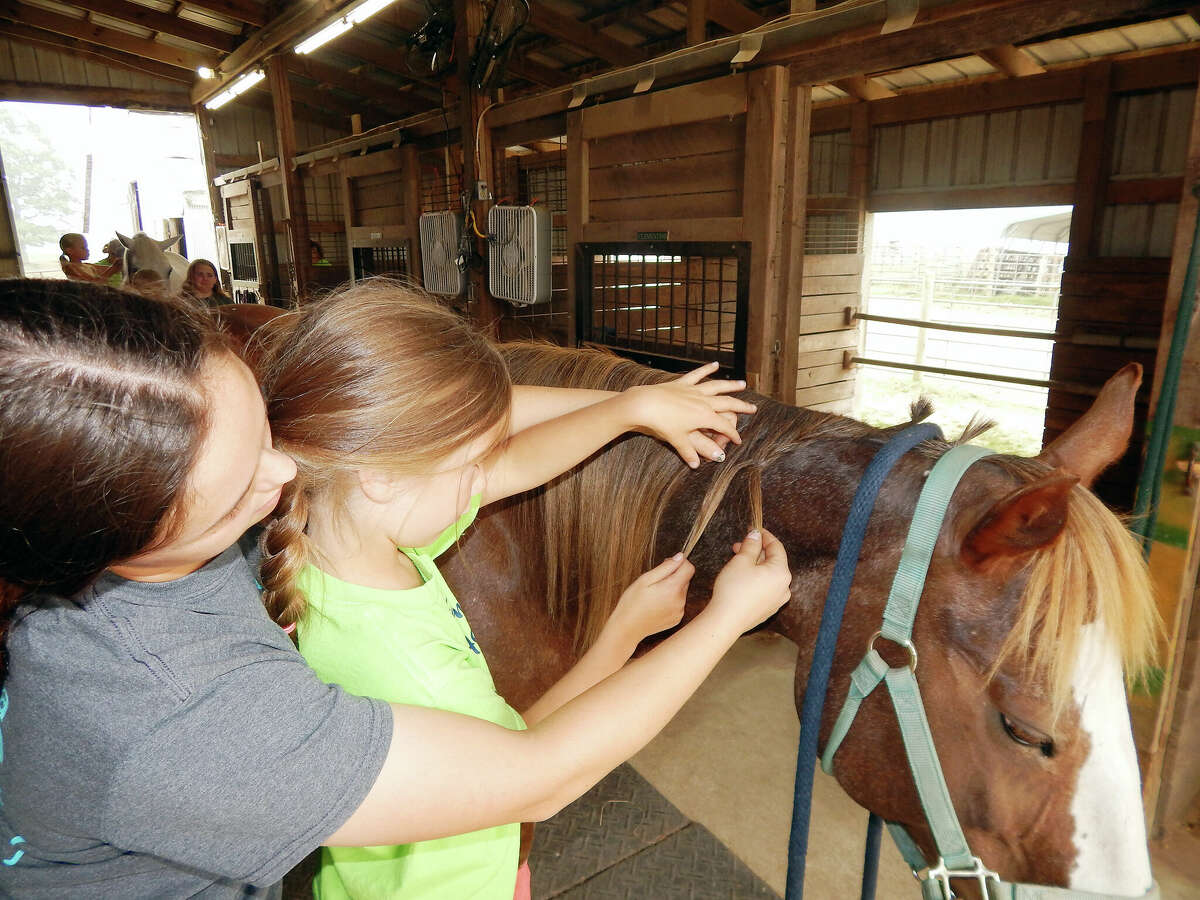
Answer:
xmin=500 ymin=343 xmax=1158 ymax=713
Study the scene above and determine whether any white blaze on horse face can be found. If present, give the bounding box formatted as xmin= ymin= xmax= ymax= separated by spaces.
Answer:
xmin=1068 ymin=622 xmax=1153 ymax=895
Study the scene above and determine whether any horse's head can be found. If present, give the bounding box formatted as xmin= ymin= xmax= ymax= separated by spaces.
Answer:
xmin=806 ymin=364 xmax=1157 ymax=896
xmin=117 ymin=231 xmax=187 ymax=295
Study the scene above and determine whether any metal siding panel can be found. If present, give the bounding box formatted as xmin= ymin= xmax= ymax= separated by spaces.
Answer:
xmin=952 ymin=113 xmax=985 ymax=186
xmin=1048 ymin=102 xmax=1083 ymax=180
xmin=0 ymin=40 xmax=17 ymax=81
xmin=1113 ymin=92 xmax=1165 ymax=177
xmin=873 ymin=124 xmax=903 ymax=192
xmin=926 ymin=117 xmax=955 ymax=188
xmin=1014 ymin=105 xmax=1052 ymax=182
xmin=983 ymin=110 xmax=1018 ymax=185
xmin=1149 ymin=202 xmax=1179 ymax=257
xmin=1160 ymin=87 xmax=1195 ymax=177
xmin=899 ymin=121 xmax=929 ymax=189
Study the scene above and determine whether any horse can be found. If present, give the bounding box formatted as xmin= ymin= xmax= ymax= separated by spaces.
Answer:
xmin=115 ymin=231 xmax=188 ymax=295
xmin=437 ymin=343 xmax=1160 ymax=898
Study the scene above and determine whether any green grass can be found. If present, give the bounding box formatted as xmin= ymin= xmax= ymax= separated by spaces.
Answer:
xmin=855 ymin=369 xmax=1046 ymax=456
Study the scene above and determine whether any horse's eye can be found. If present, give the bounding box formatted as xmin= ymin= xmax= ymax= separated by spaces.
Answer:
xmin=999 ymin=712 xmax=1055 ymax=758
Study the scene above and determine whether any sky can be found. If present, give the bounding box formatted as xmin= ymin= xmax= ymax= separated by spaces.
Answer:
xmin=869 ymin=205 xmax=1073 ymax=252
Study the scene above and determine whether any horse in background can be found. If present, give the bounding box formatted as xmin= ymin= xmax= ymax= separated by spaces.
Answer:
xmin=114 ymin=231 xmax=188 ymax=295
xmin=439 ymin=345 xmax=1160 ymax=898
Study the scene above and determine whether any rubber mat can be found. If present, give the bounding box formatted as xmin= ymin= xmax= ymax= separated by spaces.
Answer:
xmin=530 ymin=764 xmax=780 ymax=899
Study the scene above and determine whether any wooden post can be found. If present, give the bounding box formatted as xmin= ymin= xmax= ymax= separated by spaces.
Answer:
xmin=193 ymin=103 xmax=224 ymax=230
xmin=454 ymin=0 xmax=503 ymax=329
xmin=266 ymin=54 xmax=311 ymax=304
xmin=401 ymin=144 xmax=424 ymax=283
xmin=339 ymin=160 xmax=356 ymax=281
xmin=566 ymin=110 xmax=588 ymax=347
xmin=350 ymin=113 xmax=363 ymax=135
xmin=776 ymin=79 xmax=813 ymax=403
xmin=687 ymin=0 xmax=708 ymax=46
xmin=742 ymin=66 xmax=789 ymax=398
xmin=1066 ymin=61 xmax=1114 ymax=259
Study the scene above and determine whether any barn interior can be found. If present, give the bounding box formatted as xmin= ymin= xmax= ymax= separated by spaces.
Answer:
xmin=4 ymin=0 xmax=1200 ymax=895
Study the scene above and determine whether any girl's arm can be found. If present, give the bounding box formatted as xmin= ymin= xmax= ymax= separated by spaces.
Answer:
xmin=521 ymin=553 xmax=694 ymax=727
xmin=324 ymin=528 xmax=791 ymax=847
xmin=508 ymin=385 xmax=615 ymax=434
xmin=482 ymin=362 xmax=755 ymax=504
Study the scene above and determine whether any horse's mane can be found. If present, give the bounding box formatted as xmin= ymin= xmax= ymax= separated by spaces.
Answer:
xmin=500 ymin=343 xmax=1158 ymax=713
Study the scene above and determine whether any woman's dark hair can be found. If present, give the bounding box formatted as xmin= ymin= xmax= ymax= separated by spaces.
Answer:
xmin=0 ymin=279 xmax=227 ymax=666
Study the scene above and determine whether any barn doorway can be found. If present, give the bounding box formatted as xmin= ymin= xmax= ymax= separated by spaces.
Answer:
xmin=0 ymin=101 xmax=214 ymax=279
xmin=853 ymin=206 xmax=1071 ymax=454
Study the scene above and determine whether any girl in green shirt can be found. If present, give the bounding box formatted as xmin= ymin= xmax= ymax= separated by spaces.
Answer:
xmin=256 ymin=281 xmax=758 ymax=899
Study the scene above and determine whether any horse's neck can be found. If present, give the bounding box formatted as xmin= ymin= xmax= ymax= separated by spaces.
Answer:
xmin=660 ymin=434 xmax=924 ymax=654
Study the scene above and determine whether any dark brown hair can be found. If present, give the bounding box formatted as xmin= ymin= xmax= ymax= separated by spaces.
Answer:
xmin=0 ymin=279 xmax=226 ymax=673
xmin=257 ymin=279 xmax=512 ymax=630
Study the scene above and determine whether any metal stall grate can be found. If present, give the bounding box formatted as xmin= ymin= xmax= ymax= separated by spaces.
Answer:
xmin=230 ymin=242 xmax=257 ymax=281
xmin=576 ymin=242 xmax=749 ymax=379
xmin=353 ymin=244 xmax=410 ymax=278
xmin=494 ymin=137 xmax=568 ymax=339
xmin=805 ymin=201 xmax=863 ymax=255
xmin=420 ymin=155 xmax=463 ymax=214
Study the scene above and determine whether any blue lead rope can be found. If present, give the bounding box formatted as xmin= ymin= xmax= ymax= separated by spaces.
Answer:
xmin=784 ymin=423 xmax=942 ymax=900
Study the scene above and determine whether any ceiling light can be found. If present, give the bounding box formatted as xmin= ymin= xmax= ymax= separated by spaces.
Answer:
xmin=196 ymin=66 xmax=216 ymax=79
xmin=295 ymin=17 xmax=353 ymax=55
xmin=203 ymin=69 xmax=265 ymax=110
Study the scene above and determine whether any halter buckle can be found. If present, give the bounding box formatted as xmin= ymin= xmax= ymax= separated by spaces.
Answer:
xmin=867 ymin=630 xmax=919 ymax=672
xmin=916 ymin=856 xmax=1000 ymax=899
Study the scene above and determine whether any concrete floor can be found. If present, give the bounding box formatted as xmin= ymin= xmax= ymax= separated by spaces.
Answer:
xmin=630 ymin=632 xmax=1200 ymax=899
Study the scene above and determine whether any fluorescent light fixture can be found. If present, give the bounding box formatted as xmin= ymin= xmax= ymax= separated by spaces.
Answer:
xmin=294 ymin=0 xmax=397 ymax=54
xmin=197 ymin=65 xmax=216 ymax=79
xmin=295 ymin=17 xmax=352 ymax=55
xmin=347 ymin=0 xmax=394 ymax=24
xmin=203 ymin=69 xmax=265 ymax=110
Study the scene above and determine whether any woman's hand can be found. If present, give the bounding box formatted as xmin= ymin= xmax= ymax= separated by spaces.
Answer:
xmin=619 ymin=362 xmax=757 ymax=468
xmin=603 ymin=553 xmax=695 ymax=650
xmin=706 ymin=528 xmax=792 ymax=634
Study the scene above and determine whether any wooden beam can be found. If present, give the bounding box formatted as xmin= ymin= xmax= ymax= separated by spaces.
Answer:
xmin=505 ymin=54 xmax=571 ymax=87
xmin=0 ymin=80 xmax=190 ymax=109
xmin=831 ymin=74 xmax=895 ymax=101
xmin=194 ymin=105 xmax=225 ymax=231
xmin=978 ymin=43 xmax=1045 ymax=77
xmin=1066 ymin=61 xmax=1114 ymax=259
xmin=0 ymin=21 xmax=191 ymax=83
xmin=776 ymin=79 xmax=813 ymax=403
xmin=325 ymin=33 xmax=446 ymax=99
xmin=687 ymin=0 xmax=708 ymax=46
xmin=707 ymin=0 xmax=765 ymax=35
xmin=869 ymin=183 xmax=1075 ymax=212
xmin=179 ymin=0 xmax=265 ymax=28
xmin=527 ymin=4 xmax=646 ymax=68
xmin=71 ymin=0 xmax=239 ymax=52
xmin=267 ymin=55 xmax=311 ymax=302
xmin=4 ymin=1 xmax=217 ymax=71
xmin=287 ymin=56 xmax=431 ymax=116
xmin=773 ymin=0 xmax=1162 ymax=82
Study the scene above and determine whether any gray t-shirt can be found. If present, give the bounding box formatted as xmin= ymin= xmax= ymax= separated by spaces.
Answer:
xmin=0 ymin=542 xmax=393 ymax=898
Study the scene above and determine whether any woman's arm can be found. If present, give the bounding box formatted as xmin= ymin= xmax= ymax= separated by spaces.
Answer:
xmin=521 ymin=553 xmax=694 ymax=727
xmin=482 ymin=363 xmax=755 ymax=504
xmin=324 ymin=529 xmax=791 ymax=847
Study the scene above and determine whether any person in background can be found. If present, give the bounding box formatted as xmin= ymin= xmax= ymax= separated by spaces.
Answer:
xmin=180 ymin=259 xmax=231 ymax=309
xmin=58 ymin=233 xmax=122 ymax=284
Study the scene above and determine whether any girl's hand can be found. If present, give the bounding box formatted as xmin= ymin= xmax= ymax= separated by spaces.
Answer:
xmin=706 ymin=528 xmax=792 ymax=634
xmin=621 ymin=362 xmax=757 ymax=468
xmin=604 ymin=553 xmax=695 ymax=649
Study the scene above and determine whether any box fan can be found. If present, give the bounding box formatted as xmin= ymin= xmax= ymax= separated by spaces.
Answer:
xmin=488 ymin=204 xmax=551 ymax=305
xmin=419 ymin=211 xmax=466 ymax=296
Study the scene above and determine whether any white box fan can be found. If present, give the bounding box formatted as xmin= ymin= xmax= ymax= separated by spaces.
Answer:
xmin=488 ymin=204 xmax=551 ymax=305
xmin=419 ymin=211 xmax=466 ymax=296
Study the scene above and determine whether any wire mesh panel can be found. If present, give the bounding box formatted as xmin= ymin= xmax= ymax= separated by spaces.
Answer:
xmin=805 ymin=201 xmax=863 ymax=255
xmin=494 ymin=137 xmax=569 ymax=339
xmin=577 ymin=242 xmax=748 ymax=378
xmin=230 ymin=242 xmax=257 ymax=281
xmin=353 ymin=244 xmax=410 ymax=279
xmin=420 ymin=149 xmax=463 ymax=214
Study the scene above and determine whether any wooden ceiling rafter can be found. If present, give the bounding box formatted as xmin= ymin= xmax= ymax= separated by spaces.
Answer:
xmin=70 ymin=0 xmax=239 ymax=52
xmin=179 ymin=0 xmax=265 ymax=28
xmin=0 ymin=20 xmax=194 ymax=82
xmin=286 ymin=54 xmax=432 ymax=116
xmin=978 ymin=42 xmax=1046 ymax=76
xmin=4 ymin=0 xmax=219 ymax=71
xmin=526 ymin=4 xmax=647 ymax=67
xmin=832 ymin=73 xmax=896 ymax=99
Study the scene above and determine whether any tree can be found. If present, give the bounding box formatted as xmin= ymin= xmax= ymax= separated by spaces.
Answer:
xmin=0 ymin=106 xmax=80 ymax=247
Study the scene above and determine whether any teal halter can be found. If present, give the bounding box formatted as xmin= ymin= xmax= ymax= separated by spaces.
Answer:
xmin=819 ymin=444 xmax=1160 ymax=900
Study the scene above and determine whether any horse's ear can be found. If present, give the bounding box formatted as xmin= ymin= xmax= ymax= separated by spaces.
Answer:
xmin=1037 ymin=363 xmax=1141 ymax=487
xmin=116 ymin=232 xmax=133 ymax=248
xmin=157 ymin=235 xmax=182 ymax=250
xmin=962 ymin=473 xmax=1078 ymax=571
